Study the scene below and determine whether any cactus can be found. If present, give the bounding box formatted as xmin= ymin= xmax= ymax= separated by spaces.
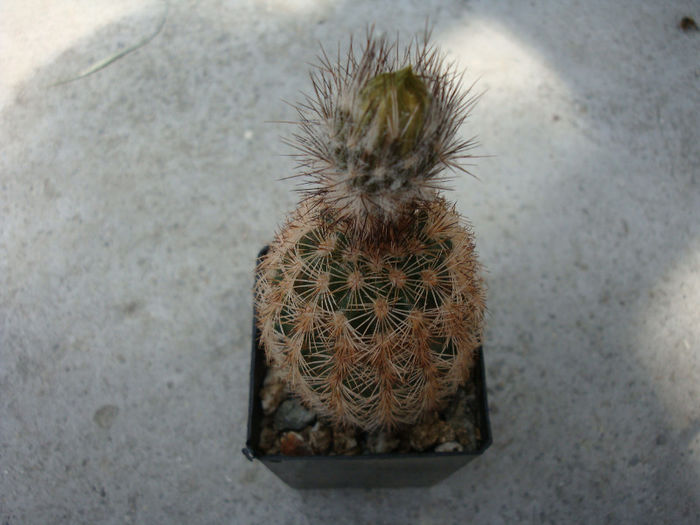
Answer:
xmin=255 ymin=31 xmax=485 ymax=431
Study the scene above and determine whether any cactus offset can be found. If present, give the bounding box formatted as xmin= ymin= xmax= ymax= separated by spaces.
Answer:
xmin=255 ymin=31 xmax=485 ymax=431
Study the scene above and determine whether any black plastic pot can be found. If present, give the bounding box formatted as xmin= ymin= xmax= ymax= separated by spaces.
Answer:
xmin=243 ymin=247 xmax=492 ymax=489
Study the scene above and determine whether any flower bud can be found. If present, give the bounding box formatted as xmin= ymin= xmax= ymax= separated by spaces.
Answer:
xmin=355 ymin=66 xmax=430 ymax=156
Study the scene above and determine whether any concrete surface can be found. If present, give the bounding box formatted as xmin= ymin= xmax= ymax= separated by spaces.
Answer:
xmin=1 ymin=0 xmax=699 ymax=523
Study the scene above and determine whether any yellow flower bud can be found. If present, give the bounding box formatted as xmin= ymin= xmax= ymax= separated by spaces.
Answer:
xmin=356 ymin=66 xmax=430 ymax=156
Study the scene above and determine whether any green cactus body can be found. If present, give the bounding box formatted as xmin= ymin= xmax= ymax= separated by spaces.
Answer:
xmin=257 ymin=199 xmax=483 ymax=430
xmin=255 ymin=32 xmax=485 ymax=431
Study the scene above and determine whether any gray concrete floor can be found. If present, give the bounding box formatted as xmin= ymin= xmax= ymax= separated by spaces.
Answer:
xmin=1 ymin=1 xmax=699 ymax=523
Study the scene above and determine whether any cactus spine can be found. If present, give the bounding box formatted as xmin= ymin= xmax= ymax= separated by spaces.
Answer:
xmin=255 ymin=32 xmax=485 ymax=431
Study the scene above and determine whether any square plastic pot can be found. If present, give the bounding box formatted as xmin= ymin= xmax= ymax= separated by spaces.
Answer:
xmin=243 ymin=247 xmax=492 ymax=489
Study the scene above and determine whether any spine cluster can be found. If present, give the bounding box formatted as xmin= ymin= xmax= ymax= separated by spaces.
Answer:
xmin=289 ymin=31 xmax=479 ymax=239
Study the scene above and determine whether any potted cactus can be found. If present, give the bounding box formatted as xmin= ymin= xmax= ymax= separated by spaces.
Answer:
xmin=243 ymin=31 xmax=491 ymax=488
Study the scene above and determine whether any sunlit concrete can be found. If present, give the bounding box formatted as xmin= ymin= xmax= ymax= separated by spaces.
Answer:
xmin=0 ymin=0 xmax=160 ymax=109
xmin=636 ymin=241 xmax=700 ymax=446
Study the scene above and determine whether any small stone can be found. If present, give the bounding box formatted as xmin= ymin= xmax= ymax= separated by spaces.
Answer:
xmin=435 ymin=441 xmax=464 ymax=453
xmin=332 ymin=427 xmax=360 ymax=455
xmin=435 ymin=419 xmax=456 ymax=445
xmin=280 ymin=431 xmax=312 ymax=456
xmin=449 ymin=417 xmax=477 ymax=449
xmin=93 ymin=405 xmax=119 ymax=429
xmin=679 ymin=16 xmax=698 ymax=32
xmin=444 ymin=386 xmax=479 ymax=450
xmin=260 ymin=367 xmax=288 ymax=415
xmin=408 ymin=411 xmax=442 ymax=452
xmin=366 ymin=430 xmax=400 ymax=454
xmin=308 ymin=422 xmax=332 ymax=454
xmin=274 ymin=399 xmax=316 ymax=431
xmin=259 ymin=425 xmax=279 ymax=455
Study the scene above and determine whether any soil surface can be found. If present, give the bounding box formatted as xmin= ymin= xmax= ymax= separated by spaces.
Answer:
xmin=257 ymin=365 xmax=483 ymax=456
